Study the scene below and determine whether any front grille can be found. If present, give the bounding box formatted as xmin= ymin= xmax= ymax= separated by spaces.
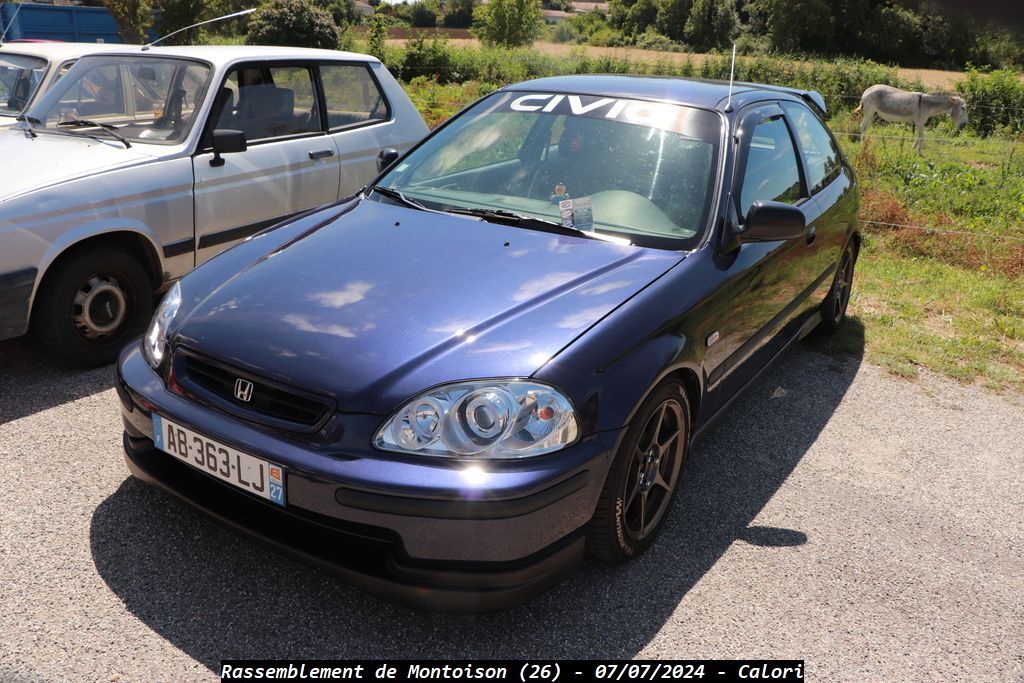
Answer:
xmin=178 ymin=351 xmax=332 ymax=429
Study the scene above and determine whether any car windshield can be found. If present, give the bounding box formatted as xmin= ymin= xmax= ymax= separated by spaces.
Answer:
xmin=0 ymin=53 xmax=47 ymax=116
xmin=25 ymin=54 xmax=212 ymax=144
xmin=376 ymin=91 xmax=723 ymax=249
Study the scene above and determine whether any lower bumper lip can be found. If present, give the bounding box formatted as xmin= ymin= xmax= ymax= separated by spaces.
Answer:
xmin=122 ymin=431 xmax=586 ymax=613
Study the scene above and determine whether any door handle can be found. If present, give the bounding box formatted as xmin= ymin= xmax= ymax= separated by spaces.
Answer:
xmin=308 ymin=149 xmax=334 ymax=160
xmin=806 ymin=225 xmax=817 ymax=245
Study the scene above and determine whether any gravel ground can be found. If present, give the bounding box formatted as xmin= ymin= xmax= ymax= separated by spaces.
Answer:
xmin=1 ymin=335 xmax=1021 ymax=682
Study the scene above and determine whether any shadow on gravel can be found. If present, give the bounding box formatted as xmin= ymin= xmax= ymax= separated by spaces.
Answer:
xmin=0 ymin=337 xmax=114 ymax=425
xmin=90 ymin=325 xmax=863 ymax=665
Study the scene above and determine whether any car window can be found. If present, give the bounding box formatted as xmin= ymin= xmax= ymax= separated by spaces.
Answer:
xmin=739 ymin=115 xmax=802 ymax=218
xmin=782 ymin=102 xmax=841 ymax=194
xmin=380 ymin=91 xmax=723 ymax=250
xmin=212 ymin=65 xmax=321 ymax=141
xmin=0 ymin=53 xmax=47 ymax=115
xmin=319 ymin=63 xmax=388 ymax=130
xmin=29 ymin=55 xmax=212 ymax=144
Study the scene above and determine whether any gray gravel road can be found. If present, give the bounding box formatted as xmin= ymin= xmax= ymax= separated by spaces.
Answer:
xmin=1 ymin=335 xmax=1022 ymax=682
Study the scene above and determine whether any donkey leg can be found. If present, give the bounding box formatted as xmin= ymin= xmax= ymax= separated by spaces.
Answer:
xmin=860 ymin=106 xmax=873 ymax=138
xmin=915 ymin=120 xmax=925 ymax=155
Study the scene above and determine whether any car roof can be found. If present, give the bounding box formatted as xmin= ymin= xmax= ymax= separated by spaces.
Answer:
xmin=84 ymin=45 xmax=380 ymax=65
xmin=0 ymin=42 xmax=138 ymax=60
xmin=504 ymin=74 xmax=826 ymax=114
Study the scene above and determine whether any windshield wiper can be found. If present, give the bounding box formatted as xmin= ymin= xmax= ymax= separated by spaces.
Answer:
xmin=444 ymin=207 xmax=631 ymax=245
xmin=57 ymin=119 xmax=131 ymax=148
xmin=371 ymin=186 xmax=431 ymax=212
xmin=15 ymin=114 xmax=38 ymax=138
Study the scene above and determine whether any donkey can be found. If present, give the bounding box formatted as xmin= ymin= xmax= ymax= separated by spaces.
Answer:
xmin=855 ymin=84 xmax=968 ymax=155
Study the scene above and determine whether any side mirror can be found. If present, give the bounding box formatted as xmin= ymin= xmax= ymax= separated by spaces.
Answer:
xmin=377 ymin=147 xmax=400 ymax=173
xmin=210 ymin=129 xmax=246 ymax=167
xmin=739 ymin=201 xmax=806 ymax=243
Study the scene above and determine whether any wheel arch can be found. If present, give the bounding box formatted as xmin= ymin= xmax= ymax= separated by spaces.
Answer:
xmin=30 ymin=230 xmax=164 ymax=318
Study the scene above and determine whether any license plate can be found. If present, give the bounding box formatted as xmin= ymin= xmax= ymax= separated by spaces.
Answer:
xmin=152 ymin=414 xmax=285 ymax=506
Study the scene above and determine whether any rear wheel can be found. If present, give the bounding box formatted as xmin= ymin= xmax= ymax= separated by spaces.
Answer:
xmin=32 ymin=246 xmax=153 ymax=367
xmin=587 ymin=381 xmax=690 ymax=562
xmin=817 ymin=242 xmax=856 ymax=334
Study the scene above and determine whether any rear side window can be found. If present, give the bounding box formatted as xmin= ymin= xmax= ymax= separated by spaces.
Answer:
xmin=739 ymin=115 xmax=802 ymax=217
xmin=782 ymin=102 xmax=841 ymax=194
xmin=319 ymin=63 xmax=388 ymax=130
xmin=212 ymin=65 xmax=321 ymax=142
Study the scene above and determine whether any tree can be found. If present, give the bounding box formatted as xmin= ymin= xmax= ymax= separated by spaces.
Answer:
xmin=758 ymin=0 xmax=834 ymax=54
xmin=151 ymin=0 xmax=206 ymax=45
xmin=102 ymin=0 xmax=153 ymax=43
xmin=471 ymin=0 xmax=542 ymax=48
xmin=442 ymin=0 xmax=477 ymax=28
xmin=366 ymin=13 xmax=389 ymax=59
xmin=683 ymin=0 xmax=736 ymax=51
xmin=655 ymin=0 xmax=692 ymax=41
xmin=245 ymin=0 xmax=341 ymax=49
xmin=409 ymin=0 xmax=439 ymax=27
xmin=312 ymin=0 xmax=360 ymax=27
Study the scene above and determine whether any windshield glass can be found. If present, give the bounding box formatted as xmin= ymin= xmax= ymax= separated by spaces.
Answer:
xmin=26 ymin=55 xmax=212 ymax=144
xmin=0 ymin=53 xmax=47 ymax=116
xmin=377 ymin=91 xmax=723 ymax=249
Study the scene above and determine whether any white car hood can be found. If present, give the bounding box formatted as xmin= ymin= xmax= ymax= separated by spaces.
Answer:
xmin=0 ymin=129 xmax=157 ymax=202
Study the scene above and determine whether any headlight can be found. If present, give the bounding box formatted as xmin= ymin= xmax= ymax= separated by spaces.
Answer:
xmin=142 ymin=281 xmax=181 ymax=369
xmin=375 ymin=380 xmax=579 ymax=459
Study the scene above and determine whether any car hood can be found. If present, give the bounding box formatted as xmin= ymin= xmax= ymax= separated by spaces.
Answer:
xmin=175 ymin=198 xmax=685 ymax=414
xmin=0 ymin=129 xmax=156 ymax=202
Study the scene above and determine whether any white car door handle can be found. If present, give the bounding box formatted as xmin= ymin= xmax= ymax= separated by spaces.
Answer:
xmin=308 ymin=149 xmax=335 ymax=160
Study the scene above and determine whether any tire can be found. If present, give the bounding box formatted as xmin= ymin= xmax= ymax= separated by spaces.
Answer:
xmin=587 ymin=381 xmax=691 ymax=562
xmin=32 ymin=246 xmax=154 ymax=367
xmin=816 ymin=242 xmax=856 ymax=335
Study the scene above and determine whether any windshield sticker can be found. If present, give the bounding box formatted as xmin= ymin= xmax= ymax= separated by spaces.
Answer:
xmin=507 ymin=93 xmax=702 ymax=135
xmin=559 ymin=199 xmax=575 ymax=227
xmin=572 ymin=196 xmax=593 ymax=231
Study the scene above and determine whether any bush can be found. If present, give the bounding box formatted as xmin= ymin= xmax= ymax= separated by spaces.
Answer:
xmin=633 ymin=29 xmax=682 ymax=52
xmin=956 ymin=69 xmax=1024 ymax=137
xmin=400 ymin=33 xmax=457 ymax=83
xmin=471 ymin=0 xmax=542 ymax=48
xmin=245 ymin=0 xmax=340 ymax=49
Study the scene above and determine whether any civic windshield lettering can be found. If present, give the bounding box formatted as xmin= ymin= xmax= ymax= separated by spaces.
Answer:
xmin=508 ymin=93 xmax=694 ymax=135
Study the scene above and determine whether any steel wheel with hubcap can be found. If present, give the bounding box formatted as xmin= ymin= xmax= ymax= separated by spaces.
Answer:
xmin=33 ymin=246 xmax=153 ymax=367
xmin=588 ymin=381 xmax=690 ymax=561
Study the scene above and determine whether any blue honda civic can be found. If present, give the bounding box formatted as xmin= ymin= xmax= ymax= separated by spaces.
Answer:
xmin=116 ymin=75 xmax=859 ymax=612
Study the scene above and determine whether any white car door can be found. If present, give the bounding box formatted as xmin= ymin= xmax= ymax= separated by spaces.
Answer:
xmin=193 ymin=63 xmax=340 ymax=264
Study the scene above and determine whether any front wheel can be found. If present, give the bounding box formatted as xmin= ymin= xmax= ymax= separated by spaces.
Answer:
xmin=817 ymin=242 xmax=856 ymax=334
xmin=32 ymin=246 xmax=154 ymax=367
xmin=587 ymin=381 xmax=690 ymax=562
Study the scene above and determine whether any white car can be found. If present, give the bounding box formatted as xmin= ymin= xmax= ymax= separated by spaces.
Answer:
xmin=0 ymin=45 xmax=428 ymax=365
xmin=0 ymin=42 xmax=136 ymax=126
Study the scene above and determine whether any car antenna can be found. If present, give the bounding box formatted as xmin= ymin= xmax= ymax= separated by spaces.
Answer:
xmin=141 ymin=8 xmax=256 ymax=51
xmin=0 ymin=2 xmax=25 ymax=46
xmin=724 ymin=43 xmax=737 ymax=112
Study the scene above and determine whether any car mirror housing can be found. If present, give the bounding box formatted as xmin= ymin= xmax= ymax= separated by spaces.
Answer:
xmin=739 ymin=200 xmax=806 ymax=243
xmin=210 ymin=129 xmax=247 ymax=167
xmin=377 ymin=147 xmax=400 ymax=173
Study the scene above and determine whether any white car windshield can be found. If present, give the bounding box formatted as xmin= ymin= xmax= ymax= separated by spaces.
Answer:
xmin=376 ymin=91 xmax=723 ymax=249
xmin=26 ymin=54 xmax=211 ymax=144
xmin=0 ymin=53 xmax=47 ymax=116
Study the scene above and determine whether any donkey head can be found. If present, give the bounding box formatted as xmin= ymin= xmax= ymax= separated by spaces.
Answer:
xmin=949 ymin=95 xmax=968 ymax=130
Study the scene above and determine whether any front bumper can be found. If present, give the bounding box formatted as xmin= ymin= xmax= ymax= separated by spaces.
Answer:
xmin=117 ymin=343 xmax=622 ymax=612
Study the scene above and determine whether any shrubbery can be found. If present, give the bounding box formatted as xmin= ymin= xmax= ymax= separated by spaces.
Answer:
xmin=245 ymin=0 xmax=341 ymax=50
xmin=956 ymin=69 xmax=1024 ymax=136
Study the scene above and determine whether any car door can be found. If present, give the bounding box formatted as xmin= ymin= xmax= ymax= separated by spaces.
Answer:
xmin=705 ymin=103 xmax=822 ymax=403
xmin=192 ymin=62 xmax=341 ymax=264
xmin=781 ymin=100 xmax=857 ymax=280
xmin=318 ymin=61 xmax=394 ymax=198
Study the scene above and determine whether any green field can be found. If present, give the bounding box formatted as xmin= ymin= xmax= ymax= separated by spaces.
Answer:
xmin=390 ymin=49 xmax=1024 ymax=392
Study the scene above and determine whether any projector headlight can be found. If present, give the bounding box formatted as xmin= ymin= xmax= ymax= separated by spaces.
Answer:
xmin=375 ymin=380 xmax=579 ymax=459
xmin=142 ymin=281 xmax=181 ymax=369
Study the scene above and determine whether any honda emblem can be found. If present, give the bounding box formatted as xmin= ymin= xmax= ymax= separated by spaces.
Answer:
xmin=234 ymin=378 xmax=254 ymax=402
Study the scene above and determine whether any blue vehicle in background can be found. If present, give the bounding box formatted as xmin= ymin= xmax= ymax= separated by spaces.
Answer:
xmin=1 ymin=2 xmax=124 ymax=44
xmin=116 ymin=74 xmax=859 ymax=612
